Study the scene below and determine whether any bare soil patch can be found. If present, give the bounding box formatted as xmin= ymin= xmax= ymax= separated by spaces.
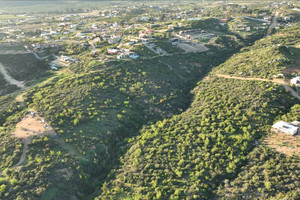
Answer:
xmin=11 ymin=112 xmax=56 ymax=139
xmin=178 ymin=42 xmax=209 ymax=53
xmin=264 ymin=132 xmax=300 ymax=156
xmin=283 ymin=60 xmax=300 ymax=74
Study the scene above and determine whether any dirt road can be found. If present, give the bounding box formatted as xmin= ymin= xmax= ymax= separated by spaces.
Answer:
xmin=266 ymin=12 xmax=278 ymax=36
xmin=0 ymin=50 xmax=31 ymax=55
xmin=215 ymin=74 xmax=300 ymax=100
xmin=0 ymin=63 xmax=25 ymax=88
xmin=13 ymin=138 xmax=30 ymax=167
xmin=31 ymin=51 xmax=49 ymax=60
xmin=216 ymin=74 xmax=286 ymax=84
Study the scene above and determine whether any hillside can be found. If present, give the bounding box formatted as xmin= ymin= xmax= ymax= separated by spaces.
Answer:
xmin=98 ymin=78 xmax=297 ymax=199
xmin=0 ymin=2 xmax=299 ymax=200
xmin=0 ymin=49 xmax=232 ymax=200
xmin=0 ymin=45 xmax=50 ymax=95
xmin=216 ymin=104 xmax=300 ymax=199
xmin=97 ymin=25 xmax=300 ymax=200
xmin=212 ymin=25 xmax=300 ymax=79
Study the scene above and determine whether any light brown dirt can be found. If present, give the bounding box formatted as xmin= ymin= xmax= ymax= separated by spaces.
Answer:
xmin=11 ymin=112 xmax=56 ymax=166
xmin=264 ymin=132 xmax=300 ymax=156
xmin=0 ymin=63 xmax=25 ymax=88
xmin=215 ymin=74 xmax=286 ymax=84
xmin=283 ymin=60 xmax=300 ymax=74
xmin=11 ymin=112 xmax=56 ymax=139
xmin=178 ymin=42 xmax=209 ymax=53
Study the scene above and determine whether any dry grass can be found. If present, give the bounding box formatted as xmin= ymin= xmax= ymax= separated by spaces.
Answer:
xmin=55 ymin=168 xmax=73 ymax=179
xmin=178 ymin=42 xmax=209 ymax=52
xmin=264 ymin=132 xmax=300 ymax=156
xmin=283 ymin=60 xmax=300 ymax=74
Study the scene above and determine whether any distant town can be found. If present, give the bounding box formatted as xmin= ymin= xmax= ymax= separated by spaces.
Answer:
xmin=0 ymin=1 xmax=296 ymax=70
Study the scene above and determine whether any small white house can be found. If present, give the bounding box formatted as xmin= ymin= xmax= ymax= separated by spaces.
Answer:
xmin=271 ymin=121 xmax=299 ymax=135
xmin=290 ymin=76 xmax=300 ymax=86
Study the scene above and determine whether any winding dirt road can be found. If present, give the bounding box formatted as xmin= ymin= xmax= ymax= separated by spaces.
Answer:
xmin=216 ymin=74 xmax=300 ymax=100
xmin=0 ymin=63 xmax=25 ymax=88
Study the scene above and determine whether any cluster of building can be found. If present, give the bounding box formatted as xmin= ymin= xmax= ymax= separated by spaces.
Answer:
xmin=30 ymin=43 xmax=59 ymax=50
xmin=107 ymin=48 xmax=139 ymax=59
xmin=177 ymin=29 xmax=214 ymax=40
xmin=0 ymin=1 xmax=298 ymax=72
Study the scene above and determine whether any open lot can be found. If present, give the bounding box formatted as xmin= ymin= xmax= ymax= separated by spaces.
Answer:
xmin=283 ymin=60 xmax=300 ymax=74
xmin=12 ymin=112 xmax=56 ymax=139
xmin=178 ymin=42 xmax=209 ymax=52
xmin=264 ymin=132 xmax=300 ymax=156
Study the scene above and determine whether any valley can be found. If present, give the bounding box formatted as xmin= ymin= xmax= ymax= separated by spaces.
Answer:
xmin=0 ymin=1 xmax=299 ymax=200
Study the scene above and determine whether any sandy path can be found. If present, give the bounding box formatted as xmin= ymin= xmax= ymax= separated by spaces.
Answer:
xmin=0 ymin=63 xmax=25 ymax=88
xmin=266 ymin=12 xmax=278 ymax=36
xmin=31 ymin=51 xmax=49 ymax=60
xmin=0 ymin=50 xmax=31 ymax=55
xmin=14 ymin=138 xmax=29 ymax=167
xmin=216 ymin=74 xmax=300 ymax=100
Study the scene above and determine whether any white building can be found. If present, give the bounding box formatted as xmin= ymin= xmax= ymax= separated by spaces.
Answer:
xmin=290 ymin=76 xmax=300 ymax=86
xmin=271 ymin=121 xmax=299 ymax=135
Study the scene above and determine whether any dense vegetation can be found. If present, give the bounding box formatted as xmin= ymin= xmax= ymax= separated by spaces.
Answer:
xmin=0 ymin=50 xmax=231 ymax=199
xmin=216 ymin=146 xmax=299 ymax=199
xmin=0 ymin=95 xmax=23 ymax=127
xmin=97 ymin=77 xmax=297 ymax=199
xmin=212 ymin=25 xmax=300 ymax=78
xmin=216 ymin=104 xmax=300 ymax=199
xmin=1 ymin=1 xmax=299 ymax=200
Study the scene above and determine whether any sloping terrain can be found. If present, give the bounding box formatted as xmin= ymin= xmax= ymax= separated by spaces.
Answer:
xmin=0 ymin=50 xmax=231 ymax=200
xmin=216 ymin=104 xmax=300 ymax=199
xmin=212 ymin=26 xmax=300 ymax=79
xmin=0 ymin=12 xmax=299 ymax=200
xmin=0 ymin=48 xmax=51 ymax=95
xmin=98 ymin=78 xmax=297 ymax=199
xmin=97 ymin=25 xmax=300 ymax=200
xmin=0 ymin=53 xmax=50 ymax=84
